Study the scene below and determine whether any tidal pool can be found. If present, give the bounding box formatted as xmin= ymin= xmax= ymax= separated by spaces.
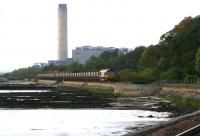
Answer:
xmin=0 ymin=109 xmax=170 ymax=136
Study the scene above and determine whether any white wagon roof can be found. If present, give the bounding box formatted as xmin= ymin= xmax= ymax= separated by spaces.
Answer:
xmin=99 ymin=69 xmax=112 ymax=73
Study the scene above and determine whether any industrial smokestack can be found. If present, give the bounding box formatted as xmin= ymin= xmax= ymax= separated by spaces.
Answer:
xmin=58 ymin=4 xmax=68 ymax=60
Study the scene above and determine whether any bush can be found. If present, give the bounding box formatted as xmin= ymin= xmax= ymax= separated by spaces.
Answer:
xmin=114 ymin=69 xmax=157 ymax=84
xmin=5 ymin=67 xmax=42 ymax=79
xmin=184 ymin=74 xmax=198 ymax=83
xmin=161 ymin=67 xmax=182 ymax=80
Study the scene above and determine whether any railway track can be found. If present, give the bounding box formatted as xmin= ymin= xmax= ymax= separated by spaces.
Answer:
xmin=176 ymin=124 xmax=200 ymax=136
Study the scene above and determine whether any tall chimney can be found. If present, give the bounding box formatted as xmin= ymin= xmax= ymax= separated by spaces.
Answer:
xmin=58 ymin=4 xmax=68 ymax=60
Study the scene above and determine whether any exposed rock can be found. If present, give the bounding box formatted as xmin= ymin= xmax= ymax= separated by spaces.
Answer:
xmin=147 ymin=115 xmax=154 ymax=118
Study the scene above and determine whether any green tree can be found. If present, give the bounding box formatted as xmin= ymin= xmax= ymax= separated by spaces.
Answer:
xmin=124 ymin=46 xmax=146 ymax=70
xmin=66 ymin=62 xmax=83 ymax=72
xmin=196 ymin=47 xmax=200 ymax=73
xmin=42 ymin=64 xmax=66 ymax=73
xmin=139 ymin=45 xmax=161 ymax=68
xmin=6 ymin=66 xmax=42 ymax=79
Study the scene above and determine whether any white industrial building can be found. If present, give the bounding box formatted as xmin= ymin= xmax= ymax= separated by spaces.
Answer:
xmin=45 ymin=4 xmax=129 ymax=67
xmin=48 ymin=58 xmax=73 ymax=66
xmin=72 ymin=46 xmax=128 ymax=65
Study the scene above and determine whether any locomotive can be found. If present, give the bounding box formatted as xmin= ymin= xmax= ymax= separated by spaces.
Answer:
xmin=37 ymin=69 xmax=114 ymax=81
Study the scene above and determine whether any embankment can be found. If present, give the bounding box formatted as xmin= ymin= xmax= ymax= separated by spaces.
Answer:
xmin=36 ymin=80 xmax=200 ymax=100
xmin=39 ymin=80 xmax=161 ymax=97
xmin=160 ymin=84 xmax=200 ymax=100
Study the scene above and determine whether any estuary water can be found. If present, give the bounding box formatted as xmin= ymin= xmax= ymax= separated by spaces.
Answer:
xmin=0 ymin=109 xmax=170 ymax=136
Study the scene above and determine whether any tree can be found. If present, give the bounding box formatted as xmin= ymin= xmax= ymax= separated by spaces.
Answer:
xmin=7 ymin=66 xmax=42 ymax=79
xmin=66 ymin=62 xmax=83 ymax=72
xmin=139 ymin=45 xmax=161 ymax=68
xmin=124 ymin=46 xmax=146 ymax=70
xmin=196 ymin=47 xmax=200 ymax=73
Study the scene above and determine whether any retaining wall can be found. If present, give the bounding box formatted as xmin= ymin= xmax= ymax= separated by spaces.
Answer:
xmin=38 ymin=80 xmax=200 ymax=98
xmin=51 ymin=81 xmax=160 ymax=97
xmin=160 ymin=84 xmax=200 ymax=100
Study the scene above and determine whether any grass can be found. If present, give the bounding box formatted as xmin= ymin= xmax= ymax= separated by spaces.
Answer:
xmin=57 ymin=86 xmax=118 ymax=98
xmin=87 ymin=88 xmax=115 ymax=95
xmin=87 ymin=88 xmax=123 ymax=98
xmin=164 ymin=96 xmax=200 ymax=113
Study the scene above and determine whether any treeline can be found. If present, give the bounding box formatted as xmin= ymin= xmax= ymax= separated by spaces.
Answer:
xmin=3 ymin=67 xmax=42 ymax=80
xmin=4 ymin=16 xmax=200 ymax=83
xmin=64 ymin=16 xmax=200 ymax=83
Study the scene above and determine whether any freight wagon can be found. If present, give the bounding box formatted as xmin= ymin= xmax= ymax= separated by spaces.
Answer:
xmin=37 ymin=69 xmax=114 ymax=81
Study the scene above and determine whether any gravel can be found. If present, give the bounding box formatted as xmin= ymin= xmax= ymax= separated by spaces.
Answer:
xmin=149 ymin=115 xmax=200 ymax=136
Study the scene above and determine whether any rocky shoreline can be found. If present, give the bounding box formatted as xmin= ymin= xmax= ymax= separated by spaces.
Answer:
xmin=1 ymin=80 xmax=200 ymax=136
xmin=0 ymin=80 xmax=176 ymax=114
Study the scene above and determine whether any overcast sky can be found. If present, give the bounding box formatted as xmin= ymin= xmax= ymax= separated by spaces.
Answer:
xmin=0 ymin=0 xmax=200 ymax=72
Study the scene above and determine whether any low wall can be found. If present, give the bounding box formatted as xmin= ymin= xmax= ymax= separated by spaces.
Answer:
xmin=37 ymin=80 xmax=57 ymax=85
xmin=38 ymin=80 xmax=200 ymax=99
xmin=160 ymin=84 xmax=200 ymax=100
xmin=61 ymin=81 xmax=114 ymax=90
xmin=55 ymin=81 xmax=161 ymax=97
xmin=113 ymin=83 xmax=161 ymax=96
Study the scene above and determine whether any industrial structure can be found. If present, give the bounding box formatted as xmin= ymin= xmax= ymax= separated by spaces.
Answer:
xmin=47 ymin=4 xmax=71 ymax=66
xmin=58 ymin=4 xmax=68 ymax=60
xmin=48 ymin=58 xmax=73 ymax=66
xmin=43 ymin=4 xmax=128 ymax=67
xmin=72 ymin=46 xmax=128 ymax=64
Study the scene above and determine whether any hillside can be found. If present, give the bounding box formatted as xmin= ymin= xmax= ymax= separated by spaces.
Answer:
xmin=4 ymin=16 xmax=200 ymax=83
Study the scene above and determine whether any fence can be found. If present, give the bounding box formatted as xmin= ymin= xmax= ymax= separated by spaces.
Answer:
xmin=160 ymin=79 xmax=200 ymax=85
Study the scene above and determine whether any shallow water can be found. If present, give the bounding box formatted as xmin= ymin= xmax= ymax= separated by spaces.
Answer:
xmin=0 ymin=109 xmax=170 ymax=136
xmin=0 ymin=90 xmax=50 ymax=93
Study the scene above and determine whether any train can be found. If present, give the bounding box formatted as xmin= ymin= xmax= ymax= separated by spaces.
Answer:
xmin=37 ymin=69 xmax=114 ymax=81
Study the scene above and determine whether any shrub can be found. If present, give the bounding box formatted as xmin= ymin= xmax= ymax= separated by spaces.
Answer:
xmin=114 ymin=69 xmax=157 ymax=84
xmin=161 ymin=67 xmax=182 ymax=80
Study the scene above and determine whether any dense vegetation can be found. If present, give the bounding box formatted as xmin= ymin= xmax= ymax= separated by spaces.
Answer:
xmin=82 ymin=16 xmax=200 ymax=83
xmin=163 ymin=96 xmax=200 ymax=113
xmin=3 ymin=16 xmax=200 ymax=83
xmin=3 ymin=67 xmax=42 ymax=79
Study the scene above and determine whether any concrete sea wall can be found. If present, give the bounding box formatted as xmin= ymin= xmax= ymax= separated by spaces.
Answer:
xmin=38 ymin=80 xmax=161 ymax=97
xmin=160 ymin=84 xmax=200 ymax=100
xmin=113 ymin=83 xmax=160 ymax=96
xmin=38 ymin=80 xmax=200 ymax=99
xmin=61 ymin=81 xmax=161 ymax=96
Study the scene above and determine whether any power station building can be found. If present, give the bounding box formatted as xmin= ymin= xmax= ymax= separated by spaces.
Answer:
xmin=72 ymin=46 xmax=128 ymax=65
xmin=46 ymin=4 xmax=128 ymax=67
